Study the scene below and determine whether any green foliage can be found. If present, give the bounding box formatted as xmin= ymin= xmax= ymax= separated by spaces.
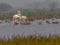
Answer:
xmin=0 ymin=10 xmax=60 ymax=20
xmin=22 ymin=10 xmax=34 ymax=17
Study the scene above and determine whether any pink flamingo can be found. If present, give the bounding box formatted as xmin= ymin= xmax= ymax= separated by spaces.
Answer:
xmin=12 ymin=10 xmax=27 ymax=24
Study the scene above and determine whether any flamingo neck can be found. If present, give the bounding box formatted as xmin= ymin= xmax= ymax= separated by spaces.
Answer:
xmin=19 ymin=15 xmax=22 ymax=19
xmin=16 ymin=14 xmax=22 ymax=19
xmin=17 ymin=13 xmax=21 ymax=16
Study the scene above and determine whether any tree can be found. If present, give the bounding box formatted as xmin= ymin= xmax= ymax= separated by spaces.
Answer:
xmin=0 ymin=3 xmax=13 ymax=11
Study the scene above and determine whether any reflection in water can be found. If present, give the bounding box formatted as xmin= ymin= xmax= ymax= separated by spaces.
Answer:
xmin=0 ymin=19 xmax=60 ymax=38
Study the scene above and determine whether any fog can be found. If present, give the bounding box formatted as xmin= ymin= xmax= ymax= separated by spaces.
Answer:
xmin=0 ymin=0 xmax=60 ymax=9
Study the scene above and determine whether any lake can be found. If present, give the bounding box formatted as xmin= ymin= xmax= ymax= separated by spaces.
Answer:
xmin=0 ymin=19 xmax=60 ymax=38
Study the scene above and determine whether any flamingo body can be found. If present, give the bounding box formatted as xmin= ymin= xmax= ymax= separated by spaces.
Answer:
xmin=13 ymin=14 xmax=20 ymax=20
xmin=12 ymin=10 xmax=28 ymax=25
xmin=20 ymin=16 xmax=27 ymax=19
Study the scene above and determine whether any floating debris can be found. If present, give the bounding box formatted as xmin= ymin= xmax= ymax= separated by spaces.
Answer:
xmin=52 ymin=22 xmax=59 ymax=24
xmin=46 ymin=20 xmax=51 ymax=24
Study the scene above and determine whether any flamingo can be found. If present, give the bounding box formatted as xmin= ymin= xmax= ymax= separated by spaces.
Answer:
xmin=12 ymin=10 xmax=27 ymax=24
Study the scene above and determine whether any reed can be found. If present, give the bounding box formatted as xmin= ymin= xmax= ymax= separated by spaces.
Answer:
xmin=0 ymin=34 xmax=59 ymax=45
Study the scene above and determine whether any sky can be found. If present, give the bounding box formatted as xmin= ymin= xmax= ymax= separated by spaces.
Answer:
xmin=0 ymin=0 xmax=45 ymax=7
xmin=0 ymin=0 xmax=60 ymax=9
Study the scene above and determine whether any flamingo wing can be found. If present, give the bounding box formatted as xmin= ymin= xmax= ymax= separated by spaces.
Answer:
xmin=21 ymin=16 xmax=27 ymax=19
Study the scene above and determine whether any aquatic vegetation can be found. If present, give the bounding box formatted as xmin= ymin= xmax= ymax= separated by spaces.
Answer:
xmin=0 ymin=34 xmax=59 ymax=45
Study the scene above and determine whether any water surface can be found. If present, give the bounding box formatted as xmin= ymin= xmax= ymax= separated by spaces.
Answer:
xmin=0 ymin=19 xmax=60 ymax=38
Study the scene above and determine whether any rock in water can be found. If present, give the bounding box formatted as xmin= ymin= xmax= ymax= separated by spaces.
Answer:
xmin=14 ymin=22 xmax=19 ymax=25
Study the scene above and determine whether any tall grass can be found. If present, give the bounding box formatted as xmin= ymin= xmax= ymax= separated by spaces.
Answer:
xmin=0 ymin=34 xmax=60 ymax=45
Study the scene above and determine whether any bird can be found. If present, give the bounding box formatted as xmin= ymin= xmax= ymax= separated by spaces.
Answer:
xmin=12 ymin=10 xmax=27 ymax=24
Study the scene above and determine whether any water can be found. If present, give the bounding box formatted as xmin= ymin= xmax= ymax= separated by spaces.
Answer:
xmin=0 ymin=19 xmax=60 ymax=38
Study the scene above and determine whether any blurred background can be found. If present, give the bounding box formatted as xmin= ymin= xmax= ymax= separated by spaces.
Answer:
xmin=0 ymin=0 xmax=60 ymax=20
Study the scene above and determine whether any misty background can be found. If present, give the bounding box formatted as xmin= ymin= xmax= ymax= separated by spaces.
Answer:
xmin=0 ymin=0 xmax=60 ymax=11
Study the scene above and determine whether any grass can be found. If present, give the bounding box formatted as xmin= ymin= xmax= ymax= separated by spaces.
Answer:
xmin=0 ymin=34 xmax=60 ymax=45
